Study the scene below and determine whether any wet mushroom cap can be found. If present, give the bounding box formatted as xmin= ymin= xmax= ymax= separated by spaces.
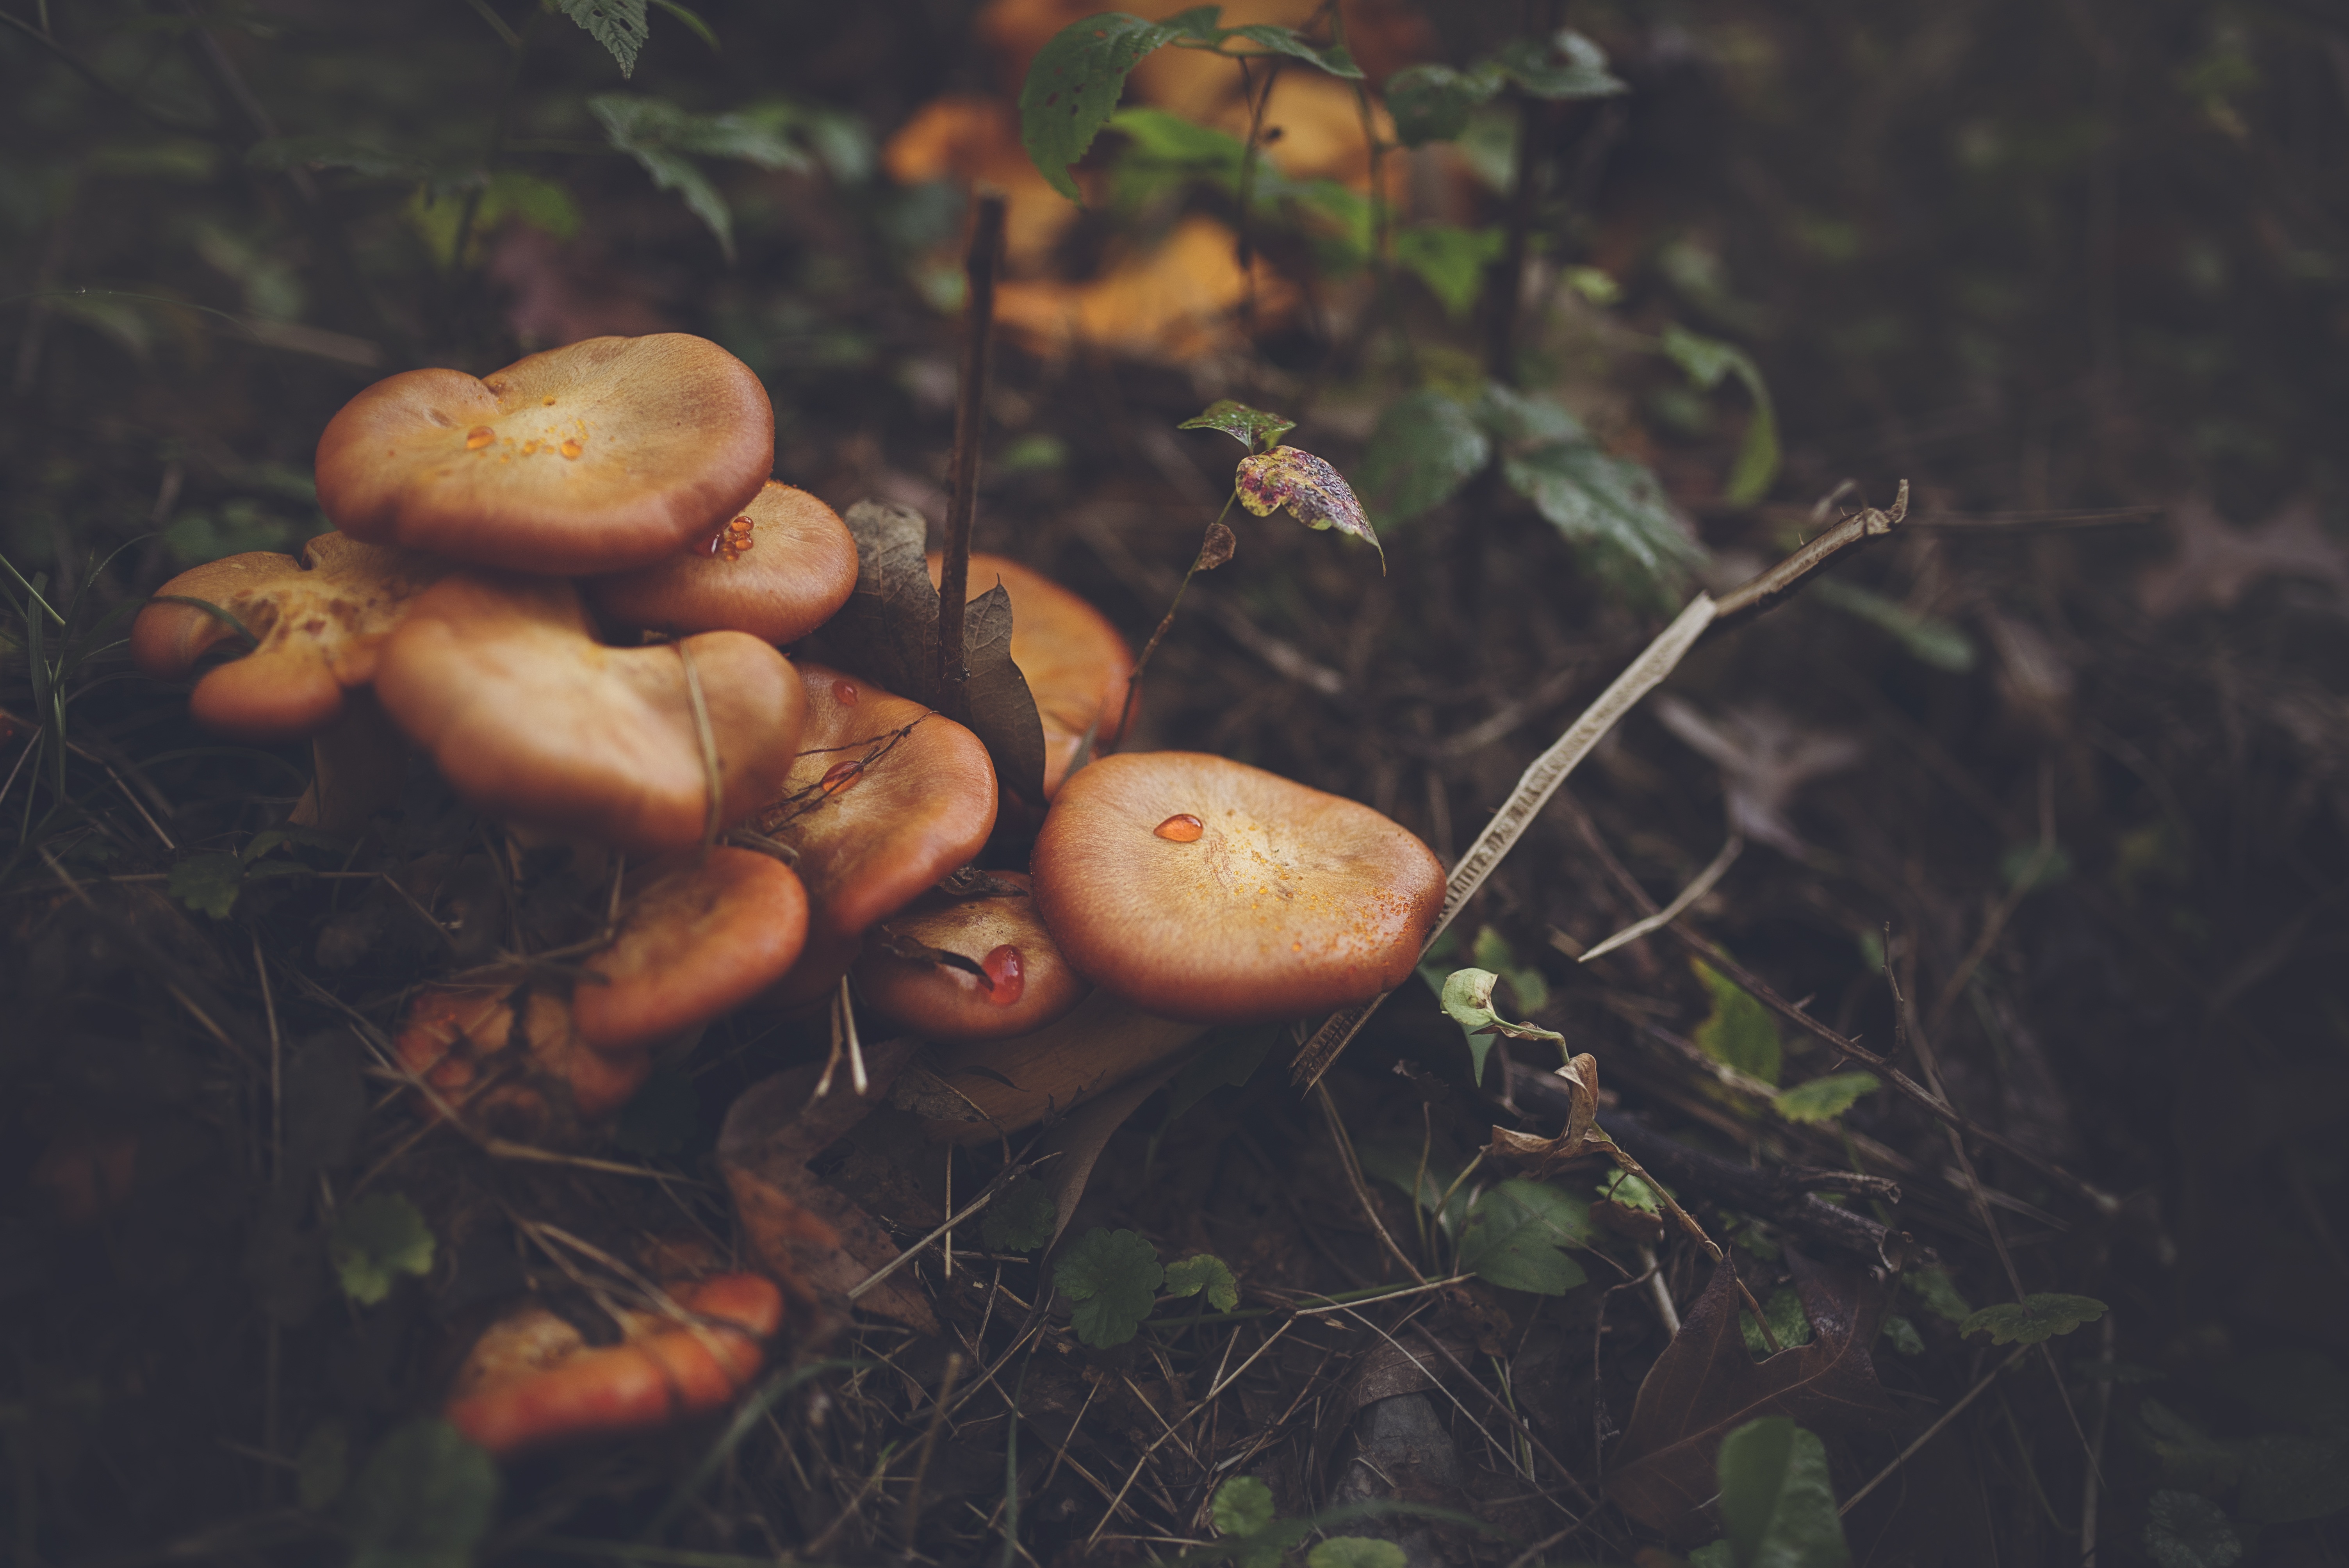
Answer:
xmin=1030 ymin=752 xmax=1446 ymax=1023
xmin=374 ymin=574 xmax=805 ymax=854
xmin=851 ymin=870 xmax=1085 ymax=1042
xmin=927 ymin=552 xmax=1133 ymax=796
xmin=589 ymin=481 xmax=858 ymax=646
xmin=130 ymin=533 xmax=447 ymax=741
xmin=754 ymin=663 xmax=997 ymax=1007
xmin=315 ymin=333 xmax=773 ymax=574
xmin=572 ymin=848 xmax=809 ymax=1053
xmin=444 ymin=1272 xmax=781 ymax=1457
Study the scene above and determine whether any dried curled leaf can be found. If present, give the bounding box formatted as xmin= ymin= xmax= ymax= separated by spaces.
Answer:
xmin=1235 ymin=446 xmax=1383 ymax=568
xmin=1196 ymin=520 xmax=1238 ymax=571
xmin=1485 ymin=1055 xmax=1602 ymax=1175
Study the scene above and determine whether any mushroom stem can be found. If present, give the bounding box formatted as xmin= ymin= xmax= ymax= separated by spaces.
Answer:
xmin=936 ymin=191 xmax=1007 ymax=726
xmin=1110 ymin=497 xmax=1239 ymax=753
xmin=288 ymin=691 xmax=406 ymax=836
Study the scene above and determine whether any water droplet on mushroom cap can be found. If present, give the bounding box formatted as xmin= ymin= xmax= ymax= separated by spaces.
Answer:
xmin=981 ymin=944 xmax=1025 ymax=1005
xmin=819 ymin=759 xmax=863 ymax=795
xmin=1154 ymin=813 xmax=1204 ymax=842
xmin=560 ymin=438 xmax=583 ymax=459
xmin=465 ymin=426 xmax=495 ymax=450
xmin=833 ymin=679 xmax=858 ymax=707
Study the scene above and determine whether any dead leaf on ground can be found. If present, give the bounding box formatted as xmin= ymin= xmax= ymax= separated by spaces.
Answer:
xmin=1609 ymin=1249 xmax=1902 ymax=1543
xmin=1652 ymin=698 xmax=1863 ymax=857
xmin=2138 ymin=495 xmax=2349 ymax=618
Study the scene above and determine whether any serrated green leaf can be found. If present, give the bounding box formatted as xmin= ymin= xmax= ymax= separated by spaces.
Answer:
xmin=1383 ymin=62 xmax=1504 ymax=146
xmin=1599 ymin=1169 xmax=1660 ymax=1214
xmin=1881 ymin=1315 xmax=1923 ymax=1355
xmin=1716 ymin=1417 xmax=1850 ymax=1568
xmin=1212 ymin=1474 xmax=1276 ymax=1537
xmin=1904 ymin=1266 xmax=1972 ymax=1324
xmin=168 ymin=852 xmax=244 ymax=919
xmin=1021 ymin=12 xmax=1196 ymax=202
xmin=1492 ymin=29 xmax=1627 ymax=100
xmin=1960 ymin=1292 xmax=2107 ymax=1346
xmin=330 ymin=1192 xmax=435 ymax=1306
xmin=1162 ymin=1254 xmax=1240 ymax=1311
xmin=1691 ymin=958 xmax=1781 ymax=1086
xmin=1741 ymin=1287 xmax=1814 ymax=1358
xmin=592 ymin=94 xmax=810 ymax=260
xmin=1236 ymin=447 xmax=1383 ymax=567
xmin=1180 ymin=398 xmax=1296 ymax=452
xmin=345 ymin=1418 xmax=500 ymax=1568
xmin=1457 ymin=1179 xmax=1591 ymax=1295
xmin=980 ymin=1176 xmax=1058 ymax=1253
xmin=2144 ymin=1490 xmax=2243 ymax=1568
xmin=1055 ymin=1227 xmax=1162 ymax=1347
xmin=1308 ymin=1539 xmax=1406 ymax=1568
xmin=1221 ymin=24 xmax=1362 ymax=78
xmin=1358 ymin=388 xmax=1487 ymax=525
xmin=1392 ymin=224 xmax=1503 ymax=318
xmin=1773 ymin=1071 xmax=1880 ymax=1125
xmin=1503 ymin=440 xmax=1704 ymax=597
xmin=555 ymin=0 xmax=650 ymax=77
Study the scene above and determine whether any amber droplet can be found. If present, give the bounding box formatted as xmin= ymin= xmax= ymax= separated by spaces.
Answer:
xmin=1154 ymin=813 xmax=1205 ymax=842
xmin=521 ymin=440 xmax=540 ymax=454
xmin=560 ymin=438 xmax=583 ymax=459
xmin=465 ymin=426 xmax=495 ymax=449
xmin=833 ymin=680 xmax=859 ymax=707
xmin=981 ymin=945 xmax=1025 ymax=1005
xmin=819 ymin=759 xmax=863 ymax=795
xmin=541 ymin=395 xmax=557 ymax=406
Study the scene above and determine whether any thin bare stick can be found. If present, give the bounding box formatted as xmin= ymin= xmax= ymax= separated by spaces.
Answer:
xmin=1706 ymin=481 xmax=1909 ymax=634
xmin=1314 ymin=1083 xmax=1426 ymax=1285
xmin=1408 ymin=1325 xmax=1597 ymax=1506
xmin=1579 ymin=834 xmax=1742 ymax=962
xmin=896 ymin=1352 xmax=964 ymax=1546
xmin=849 ymin=1154 xmax=1057 ymax=1301
xmin=1110 ymin=506 xmax=1237 ymax=751
xmin=674 ymin=640 xmax=722 ymax=849
xmin=1840 ymin=1344 xmax=2028 ymax=1515
xmin=936 ymin=191 xmax=1007 ymax=725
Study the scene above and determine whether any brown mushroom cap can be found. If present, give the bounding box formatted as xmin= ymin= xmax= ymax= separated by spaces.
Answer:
xmin=1030 ymin=752 xmax=1446 ymax=1023
xmin=130 ymin=533 xmax=447 ymax=741
xmin=315 ymin=334 xmax=773 ymax=574
xmin=850 ymin=870 xmax=1085 ymax=1042
xmin=572 ymin=848 xmax=808 ymax=1053
xmin=927 ymin=551 xmax=1133 ymax=796
xmin=444 ymin=1272 xmax=781 ymax=1457
xmin=394 ymin=984 xmax=653 ymax=1131
xmin=588 ymin=481 xmax=857 ymax=645
xmin=754 ymin=663 xmax=997 ymax=1007
xmin=374 ymin=574 xmax=805 ymax=853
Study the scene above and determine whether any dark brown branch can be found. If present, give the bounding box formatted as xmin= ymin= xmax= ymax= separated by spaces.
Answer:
xmin=935 ymin=191 xmax=1005 ymax=725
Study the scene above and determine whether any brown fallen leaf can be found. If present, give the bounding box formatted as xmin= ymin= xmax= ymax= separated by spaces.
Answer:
xmin=2138 ymin=494 xmax=2349 ymax=618
xmin=717 ymin=1039 xmax=942 ymax=1337
xmin=1608 ymin=1249 xmax=1902 ymax=1543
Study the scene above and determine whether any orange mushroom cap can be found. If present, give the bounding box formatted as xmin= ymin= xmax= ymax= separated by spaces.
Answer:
xmin=754 ymin=663 xmax=997 ymax=1007
xmin=572 ymin=847 xmax=809 ymax=1054
xmin=374 ymin=574 xmax=805 ymax=854
xmin=394 ymin=983 xmax=654 ymax=1131
xmin=130 ymin=533 xmax=447 ymax=741
xmin=444 ymin=1272 xmax=781 ymax=1457
xmin=315 ymin=334 xmax=773 ymax=574
xmin=588 ymin=481 xmax=858 ymax=646
xmin=1030 ymin=752 xmax=1445 ymax=1022
xmin=927 ymin=552 xmax=1133 ymax=797
xmin=851 ymin=870 xmax=1085 ymax=1042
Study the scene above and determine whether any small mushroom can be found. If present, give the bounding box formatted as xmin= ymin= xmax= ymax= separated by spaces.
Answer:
xmin=130 ymin=532 xmax=447 ymax=741
xmin=850 ymin=870 xmax=1085 ymax=1041
xmin=589 ymin=480 xmax=859 ymax=646
xmin=1029 ymin=752 xmax=1445 ymax=1022
xmin=374 ymin=574 xmax=805 ymax=853
xmin=393 ymin=983 xmax=654 ymax=1131
xmin=315 ymin=333 xmax=773 ymax=574
xmin=928 ymin=552 xmax=1133 ymax=796
xmin=572 ymin=847 xmax=809 ymax=1054
xmin=753 ymin=663 xmax=997 ymax=1008
xmin=444 ymin=1272 xmax=781 ymax=1457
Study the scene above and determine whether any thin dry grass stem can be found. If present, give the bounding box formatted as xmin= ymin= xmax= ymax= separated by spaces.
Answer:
xmin=814 ymin=976 xmax=867 ymax=1099
xmin=895 ymin=1352 xmax=964 ymax=1546
xmin=1840 ymin=1343 xmax=2028 ymax=1516
xmin=1579 ymin=834 xmax=1742 ymax=963
xmin=1312 ymin=1082 xmax=1427 ymax=1285
xmin=1929 ymin=761 xmax=2056 ymax=1032
xmin=39 ymin=844 xmax=256 ymax=1063
xmin=672 ymin=640 xmax=722 ymax=850
xmin=1329 ymin=1303 xmax=1540 ymax=1490
xmin=1118 ymin=1375 xmax=1204 ymax=1473
xmin=848 ymin=1153 xmax=1057 ymax=1301
xmin=1084 ymin=1320 xmax=1296 ymax=1547
xmin=1407 ymin=1323 xmax=1597 ymax=1507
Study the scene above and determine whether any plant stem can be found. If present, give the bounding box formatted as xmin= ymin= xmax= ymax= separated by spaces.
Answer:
xmin=935 ymin=191 xmax=1006 ymax=725
xmin=1230 ymin=57 xmax=1281 ymax=342
xmin=1109 ymin=492 xmax=1237 ymax=751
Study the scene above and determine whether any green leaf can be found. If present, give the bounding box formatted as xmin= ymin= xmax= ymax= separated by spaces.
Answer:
xmin=406 ymin=171 xmax=579 ymax=265
xmin=1502 ymin=440 xmax=1702 ymax=596
xmin=1356 ymin=390 xmax=1489 ymax=526
xmin=1959 ymin=1293 xmax=2108 ymax=1346
xmin=1773 ymin=1072 xmax=1880 ymax=1125
xmin=1438 ymin=967 xmax=1562 ymax=1086
xmin=1021 ymin=11 xmax=1201 ymax=202
xmin=1904 ymin=1266 xmax=1972 ymax=1324
xmin=1881 ymin=1315 xmax=1924 ymax=1356
xmin=982 ymin=1176 xmax=1059 ymax=1253
xmin=1383 ymin=62 xmax=1503 ymax=146
xmin=648 ymin=0 xmax=717 ymax=50
xmin=296 ymin=1421 xmax=349 ymax=1511
xmin=1055 ymin=1227 xmax=1162 ymax=1347
xmin=1688 ymin=1543 xmax=1735 ymax=1568
xmin=168 ymin=851 xmax=245 ymax=919
xmin=1691 ymin=959 xmax=1781 ymax=1086
xmin=1180 ymin=398 xmax=1297 ymax=453
xmin=2144 ymin=1490 xmax=2244 ymax=1568
xmin=1356 ymin=1138 xmax=1473 ymax=1237
xmin=592 ymin=95 xmax=812 ymax=260
xmin=1809 ymin=579 xmax=1977 ymax=673
xmin=1221 ymin=24 xmax=1362 ymax=78
xmin=329 ymin=1192 xmax=435 ymax=1306
xmin=1212 ymin=1474 xmax=1276 ymax=1537
xmin=1308 ymin=1539 xmax=1406 ymax=1568
xmin=1715 ymin=1417 xmax=1850 ymax=1568
xmin=555 ymin=0 xmax=650 ymax=77
xmin=1392 ymin=224 xmax=1503 ymax=318
xmin=2234 ymin=1431 xmax=2349 ymax=1523
xmin=246 ymin=135 xmax=421 ymax=180
xmin=344 ymin=1418 xmax=501 ymax=1568
xmin=1236 ymin=447 xmax=1383 ymax=567
xmin=1660 ymin=323 xmax=1780 ymax=505
xmin=1740 ymin=1287 xmax=1814 ymax=1358
xmin=1163 ymin=1254 xmax=1240 ymax=1312
xmin=1598 ymin=1169 xmax=1660 ymax=1214
xmin=1474 ymin=383 xmax=1584 ymax=447
xmin=1492 ymin=30 xmax=1627 ymax=101
xmin=1457 ymin=1179 xmax=1592 ymax=1295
